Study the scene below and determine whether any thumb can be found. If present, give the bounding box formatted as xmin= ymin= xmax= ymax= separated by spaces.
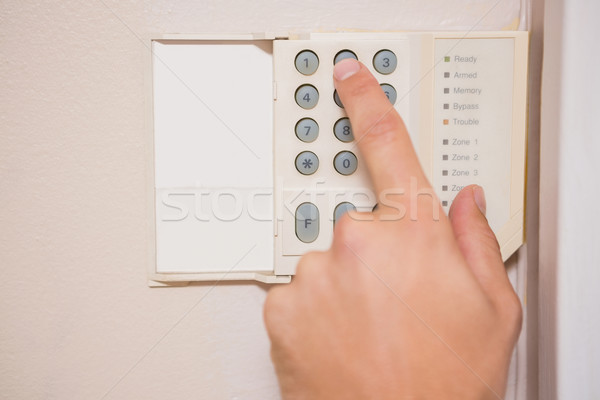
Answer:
xmin=448 ymin=185 xmax=511 ymax=297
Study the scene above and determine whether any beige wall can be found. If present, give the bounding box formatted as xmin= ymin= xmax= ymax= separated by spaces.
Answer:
xmin=0 ymin=1 xmax=527 ymax=398
xmin=538 ymin=0 xmax=600 ymax=398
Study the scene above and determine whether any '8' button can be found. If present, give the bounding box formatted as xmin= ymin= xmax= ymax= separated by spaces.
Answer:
xmin=334 ymin=118 xmax=353 ymax=142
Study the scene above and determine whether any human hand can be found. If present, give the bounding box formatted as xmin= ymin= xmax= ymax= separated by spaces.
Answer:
xmin=264 ymin=58 xmax=522 ymax=400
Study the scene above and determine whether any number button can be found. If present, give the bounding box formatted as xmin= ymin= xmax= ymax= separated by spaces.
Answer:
xmin=380 ymin=83 xmax=397 ymax=105
xmin=334 ymin=151 xmax=358 ymax=175
xmin=295 ymin=151 xmax=319 ymax=175
xmin=373 ymin=50 xmax=397 ymax=74
xmin=333 ymin=118 xmax=353 ymax=142
xmin=295 ymin=50 xmax=319 ymax=75
xmin=295 ymin=202 xmax=319 ymax=243
xmin=334 ymin=49 xmax=358 ymax=64
xmin=295 ymin=118 xmax=319 ymax=143
xmin=333 ymin=90 xmax=344 ymax=108
xmin=295 ymin=84 xmax=319 ymax=109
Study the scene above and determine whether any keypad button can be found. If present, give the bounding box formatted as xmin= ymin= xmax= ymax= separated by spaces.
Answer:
xmin=373 ymin=50 xmax=397 ymax=74
xmin=334 ymin=202 xmax=356 ymax=224
xmin=295 ymin=151 xmax=319 ymax=175
xmin=295 ymin=118 xmax=319 ymax=142
xmin=334 ymin=49 xmax=358 ymax=64
xmin=295 ymin=202 xmax=319 ymax=243
xmin=333 ymin=118 xmax=353 ymax=142
xmin=295 ymin=84 xmax=319 ymax=109
xmin=380 ymin=83 xmax=397 ymax=105
xmin=333 ymin=90 xmax=344 ymax=108
xmin=334 ymin=151 xmax=358 ymax=175
xmin=295 ymin=50 xmax=319 ymax=75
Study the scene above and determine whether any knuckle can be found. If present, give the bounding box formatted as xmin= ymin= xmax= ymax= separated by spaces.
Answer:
xmin=263 ymin=286 xmax=289 ymax=332
xmin=264 ymin=285 xmax=282 ymax=312
xmin=409 ymin=192 xmax=444 ymax=224
xmin=332 ymin=213 xmax=366 ymax=249
xmin=495 ymin=291 xmax=523 ymax=337
xmin=358 ymin=111 xmax=404 ymax=147
xmin=294 ymin=250 xmax=327 ymax=279
xmin=505 ymin=293 xmax=524 ymax=329
xmin=455 ymin=229 xmax=501 ymax=255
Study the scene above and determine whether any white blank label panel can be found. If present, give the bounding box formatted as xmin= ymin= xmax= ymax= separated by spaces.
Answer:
xmin=152 ymin=40 xmax=274 ymax=275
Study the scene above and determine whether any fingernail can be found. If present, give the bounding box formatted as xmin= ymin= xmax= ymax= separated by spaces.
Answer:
xmin=334 ymin=58 xmax=360 ymax=81
xmin=473 ymin=185 xmax=486 ymax=216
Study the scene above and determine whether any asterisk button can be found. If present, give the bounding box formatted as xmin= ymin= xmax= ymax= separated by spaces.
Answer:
xmin=295 ymin=151 xmax=319 ymax=175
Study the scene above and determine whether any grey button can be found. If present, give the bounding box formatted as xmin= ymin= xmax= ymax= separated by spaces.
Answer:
xmin=295 ymin=118 xmax=319 ymax=142
xmin=334 ymin=49 xmax=358 ymax=64
xmin=295 ymin=151 xmax=319 ymax=175
xmin=295 ymin=50 xmax=319 ymax=75
xmin=334 ymin=151 xmax=358 ymax=175
xmin=373 ymin=50 xmax=397 ymax=74
xmin=334 ymin=202 xmax=356 ymax=224
xmin=333 ymin=90 xmax=344 ymax=108
xmin=380 ymin=83 xmax=397 ymax=105
xmin=296 ymin=202 xmax=319 ymax=243
xmin=334 ymin=118 xmax=353 ymax=142
xmin=295 ymin=84 xmax=319 ymax=109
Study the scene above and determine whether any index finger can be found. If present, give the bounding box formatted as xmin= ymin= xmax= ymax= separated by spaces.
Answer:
xmin=333 ymin=58 xmax=430 ymax=199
